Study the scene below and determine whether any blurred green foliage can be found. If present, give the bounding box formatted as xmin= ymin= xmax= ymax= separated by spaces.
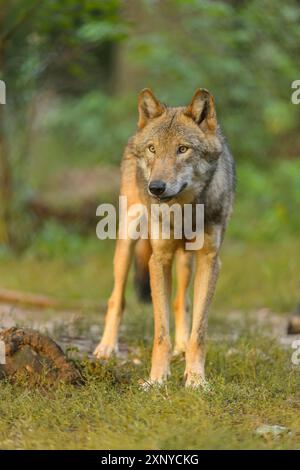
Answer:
xmin=230 ymin=159 xmax=300 ymax=241
xmin=37 ymin=0 xmax=300 ymax=162
xmin=4 ymin=0 xmax=300 ymax=163
xmin=1 ymin=0 xmax=300 ymax=247
xmin=43 ymin=92 xmax=135 ymax=165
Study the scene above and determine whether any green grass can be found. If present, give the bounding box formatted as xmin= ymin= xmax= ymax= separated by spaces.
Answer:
xmin=0 ymin=233 xmax=299 ymax=449
xmin=0 ymin=332 xmax=299 ymax=449
xmin=1 ymin=160 xmax=300 ymax=449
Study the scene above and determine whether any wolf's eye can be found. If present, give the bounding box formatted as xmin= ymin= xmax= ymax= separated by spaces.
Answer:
xmin=178 ymin=145 xmax=188 ymax=154
xmin=148 ymin=145 xmax=156 ymax=153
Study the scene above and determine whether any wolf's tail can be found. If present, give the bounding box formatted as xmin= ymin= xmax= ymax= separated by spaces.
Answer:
xmin=134 ymin=238 xmax=152 ymax=303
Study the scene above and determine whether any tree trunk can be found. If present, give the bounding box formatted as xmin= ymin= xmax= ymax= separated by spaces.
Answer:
xmin=0 ymin=6 xmax=12 ymax=245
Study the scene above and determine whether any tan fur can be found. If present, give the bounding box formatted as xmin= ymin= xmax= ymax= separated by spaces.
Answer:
xmin=173 ymin=248 xmax=193 ymax=356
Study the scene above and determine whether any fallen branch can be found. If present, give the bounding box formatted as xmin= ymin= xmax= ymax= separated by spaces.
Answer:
xmin=0 ymin=287 xmax=105 ymax=311
xmin=0 ymin=288 xmax=59 ymax=308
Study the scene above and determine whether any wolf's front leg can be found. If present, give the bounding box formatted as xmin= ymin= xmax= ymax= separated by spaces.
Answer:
xmin=147 ymin=242 xmax=175 ymax=386
xmin=185 ymin=226 xmax=221 ymax=389
xmin=94 ymin=237 xmax=135 ymax=359
xmin=173 ymin=249 xmax=193 ymax=356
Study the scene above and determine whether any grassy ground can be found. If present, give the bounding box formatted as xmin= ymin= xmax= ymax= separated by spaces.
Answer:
xmin=0 ymin=354 xmax=298 ymax=450
xmin=0 ymin=234 xmax=299 ymax=449
xmin=0 ymin=310 xmax=299 ymax=449
xmin=0 ymin=160 xmax=300 ymax=449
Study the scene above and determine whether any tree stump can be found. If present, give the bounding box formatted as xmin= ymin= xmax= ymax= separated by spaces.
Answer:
xmin=287 ymin=303 xmax=300 ymax=335
xmin=0 ymin=327 xmax=81 ymax=384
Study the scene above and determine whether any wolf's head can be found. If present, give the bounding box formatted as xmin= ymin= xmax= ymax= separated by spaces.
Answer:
xmin=132 ymin=88 xmax=223 ymax=203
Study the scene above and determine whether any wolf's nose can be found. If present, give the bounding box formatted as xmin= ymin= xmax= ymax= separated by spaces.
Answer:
xmin=149 ymin=180 xmax=166 ymax=196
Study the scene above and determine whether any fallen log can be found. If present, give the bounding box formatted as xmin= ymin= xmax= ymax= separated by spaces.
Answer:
xmin=0 ymin=327 xmax=82 ymax=384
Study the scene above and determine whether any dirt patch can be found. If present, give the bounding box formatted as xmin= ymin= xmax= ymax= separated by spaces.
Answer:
xmin=211 ymin=308 xmax=300 ymax=347
xmin=1 ymin=302 xmax=299 ymax=359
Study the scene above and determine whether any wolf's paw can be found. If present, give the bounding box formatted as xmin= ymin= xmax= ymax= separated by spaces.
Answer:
xmin=93 ymin=342 xmax=118 ymax=359
xmin=138 ymin=378 xmax=166 ymax=391
xmin=184 ymin=372 xmax=210 ymax=391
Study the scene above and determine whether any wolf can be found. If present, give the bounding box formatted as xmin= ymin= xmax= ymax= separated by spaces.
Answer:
xmin=94 ymin=88 xmax=235 ymax=388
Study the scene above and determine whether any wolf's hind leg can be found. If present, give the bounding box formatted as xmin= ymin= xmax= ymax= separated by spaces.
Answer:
xmin=134 ymin=238 xmax=152 ymax=302
xmin=94 ymin=237 xmax=135 ymax=359
xmin=173 ymin=249 xmax=193 ymax=356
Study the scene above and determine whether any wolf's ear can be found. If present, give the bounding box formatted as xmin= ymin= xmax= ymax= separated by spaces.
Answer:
xmin=138 ymin=88 xmax=165 ymax=129
xmin=185 ymin=89 xmax=217 ymax=133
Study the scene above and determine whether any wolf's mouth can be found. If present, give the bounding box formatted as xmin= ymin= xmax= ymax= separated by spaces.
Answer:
xmin=156 ymin=182 xmax=188 ymax=201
